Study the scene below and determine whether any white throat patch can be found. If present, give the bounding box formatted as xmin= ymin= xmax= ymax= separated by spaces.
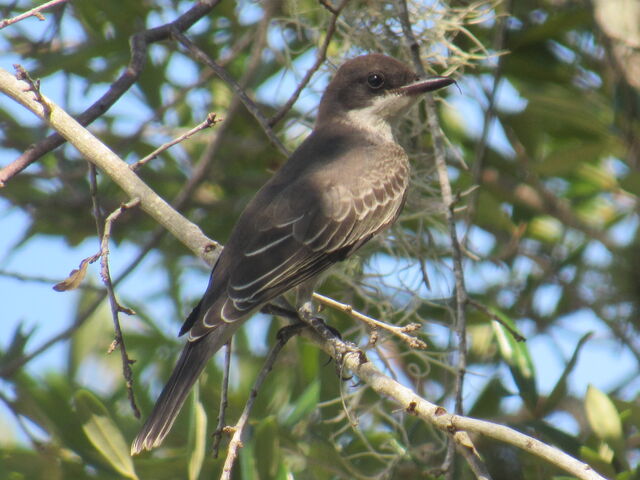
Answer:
xmin=344 ymin=93 xmax=414 ymax=142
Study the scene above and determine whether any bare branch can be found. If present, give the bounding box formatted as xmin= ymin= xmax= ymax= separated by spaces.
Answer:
xmin=305 ymin=329 xmax=607 ymax=480
xmin=312 ymin=292 xmax=427 ymax=349
xmin=0 ymin=0 xmax=222 ymax=187
xmin=452 ymin=430 xmax=493 ymax=480
xmin=267 ymin=0 xmax=350 ymax=127
xmin=0 ymin=0 xmax=68 ymax=30
xmin=318 ymin=0 xmax=339 ymax=15
xmin=97 ymin=197 xmax=141 ymax=418
xmin=0 ymin=66 xmax=220 ymax=263
xmin=171 ymin=28 xmax=289 ymax=157
xmin=131 ymin=113 xmax=221 ymax=172
xmin=212 ymin=340 xmax=232 ymax=458
xmin=220 ymin=324 xmax=303 ymax=479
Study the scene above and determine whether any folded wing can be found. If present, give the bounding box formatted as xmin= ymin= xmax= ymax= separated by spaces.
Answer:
xmin=186 ymin=141 xmax=409 ymax=341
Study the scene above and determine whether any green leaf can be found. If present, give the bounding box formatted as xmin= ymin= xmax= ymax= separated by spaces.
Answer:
xmin=528 ymin=420 xmax=581 ymax=457
xmin=255 ymin=416 xmax=279 ymax=479
xmin=468 ymin=377 xmax=512 ymax=418
xmin=528 ymin=215 xmax=563 ymax=243
xmin=579 ymin=445 xmax=617 ymax=479
xmin=585 ymin=385 xmax=624 ymax=454
xmin=534 ymin=141 xmax=610 ymax=176
xmin=239 ymin=438 xmax=258 ymax=480
xmin=491 ymin=313 xmax=538 ymax=412
xmin=188 ymin=386 xmax=207 ymax=480
xmin=620 ymin=171 xmax=640 ymax=196
xmin=283 ymin=379 xmax=320 ymax=427
xmin=542 ymin=332 xmax=593 ymax=415
xmin=0 ymin=322 xmax=35 ymax=366
xmin=74 ymin=390 xmax=139 ymax=480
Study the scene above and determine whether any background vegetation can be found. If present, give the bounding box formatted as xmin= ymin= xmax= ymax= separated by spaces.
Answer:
xmin=1 ymin=0 xmax=639 ymax=478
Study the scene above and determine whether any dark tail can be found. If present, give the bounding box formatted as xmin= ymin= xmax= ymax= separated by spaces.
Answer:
xmin=131 ymin=328 xmax=230 ymax=455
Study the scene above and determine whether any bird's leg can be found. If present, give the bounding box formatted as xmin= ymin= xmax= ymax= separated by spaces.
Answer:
xmin=296 ymin=281 xmax=335 ymax=339
xmin=295 ymin=282 xmax=365 ymax=367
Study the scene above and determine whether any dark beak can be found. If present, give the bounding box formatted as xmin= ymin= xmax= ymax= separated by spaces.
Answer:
xmin=398 ymin=76 xmax=455 ymax=96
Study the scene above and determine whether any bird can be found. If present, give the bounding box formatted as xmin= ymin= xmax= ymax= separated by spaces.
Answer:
xmin=131 ymin=53 xmax=454 ymax=454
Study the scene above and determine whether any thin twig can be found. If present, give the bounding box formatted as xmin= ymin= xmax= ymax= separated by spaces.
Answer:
xmin=212 ymin=340 xmax=232 ymax=458
xmin=0 ymin=66 xmax=220 ymax=261
xmin=0 ymin=0 xmax=68 ymax=30
xmin=97 ymin=197 xmax=142 ymax=418
xmin=452 ymin=430 xmax=493 ymax=480
xmin=267 ymin=0 xmax=349 ymax=127
xmin=0 ymin=0 xmax=222 ymax=187
xmin=171 ymin=28 xmax=289 ymax=157
xmin=318 ymin=0 xmax=339 ymax=15
xmin=303 ymin=327 xmax=607 ymax=480
xmin=87 ymin=166 xmax=141 ymax=418
xmin=13 ymin=64 xmax=49 ymax=117
xmin=312 ymin=292 xmax=427 ymax=349
xmin=463 ymin=0 xmax=511 ymax=234
xmin=395 ymin=2 xmax=469 ymax=478
xmin=467 ymin=298 xmax=526 ymax=342
xmin=220 ymin=324 xmax=303 ymax=479
xmin=130 ymin=113 xmax=221 ymax=172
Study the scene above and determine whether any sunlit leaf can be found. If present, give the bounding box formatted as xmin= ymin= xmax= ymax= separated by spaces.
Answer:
xmin=188 ymin=387 xmax=207 ymax=480
xmin=585 ymin=385 xmax=625 ymax=456
xmin=579 ymin=445 xmax=617 ymax=478
xmin=255 ymin=415 xmax=279 ymax=479
xmin=74 ymin=390 xmax=139 ymax=480
xmin=283 ymin=379 xmax=320 ymax=428
xmin=492 ymin=313 xmax=538 ymax=412
xmin=542 ymin=332 xmax=592 ymax=415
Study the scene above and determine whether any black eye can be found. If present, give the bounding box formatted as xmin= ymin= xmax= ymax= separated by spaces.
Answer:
xmin=367 ymin=72 xmax=385 ymax=89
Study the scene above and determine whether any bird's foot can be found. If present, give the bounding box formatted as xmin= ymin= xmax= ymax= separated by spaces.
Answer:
xmin=276 ymin=322 xmax=307 ymax=342
xmin=303 ymin=316 xmax=367 ymax=370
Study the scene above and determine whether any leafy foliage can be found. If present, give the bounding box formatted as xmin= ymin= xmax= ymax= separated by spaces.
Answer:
xmin=1 ymin=0 xmax=639 ymax=479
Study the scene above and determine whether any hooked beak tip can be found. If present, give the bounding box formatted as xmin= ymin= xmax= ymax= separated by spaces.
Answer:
xmin=398 ymin=76 xmax=456 ymax=95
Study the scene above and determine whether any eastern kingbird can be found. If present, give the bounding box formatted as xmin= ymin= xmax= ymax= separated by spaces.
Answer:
xmin=131 ymin=53 xmax=453 ymax=454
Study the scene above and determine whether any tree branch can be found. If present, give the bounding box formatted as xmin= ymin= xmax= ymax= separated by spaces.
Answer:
xmin=312 ymin=292 xmax=427 ymax=349
xmin=267 ymin=0 xmax=349 ymax=127
xmin=0 ymin=66 xmax=220 ymax=264
xmin=220 ymin=324 xmax=303 ymax=479
xmin=172 ymin=28 xmax=289 ymax=157
xmin=98 ymin=197 xmax=142 ymax=418
xmin=0 ymin=0 xmax=222 ymax=187
xmin=130 ymin=112 xmax=221 ymax=172
xmin=395 ymin=1 xmax=470 ymax=476
xmin=0 ymin=0 xmax=68 ymax=30
xmin=304 ymin=328 xmax=606 ymax=480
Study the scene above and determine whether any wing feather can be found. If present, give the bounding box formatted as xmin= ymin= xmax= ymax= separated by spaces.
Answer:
xmin=185 ymin=136 xmax=409 ymax=341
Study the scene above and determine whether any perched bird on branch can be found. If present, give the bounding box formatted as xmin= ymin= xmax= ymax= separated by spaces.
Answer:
xmin=131 ymin=53 xmax=454 ymax=454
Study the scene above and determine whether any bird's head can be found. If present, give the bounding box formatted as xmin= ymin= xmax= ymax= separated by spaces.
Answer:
xmin=317 ymin=54 xmax=454 ymax=138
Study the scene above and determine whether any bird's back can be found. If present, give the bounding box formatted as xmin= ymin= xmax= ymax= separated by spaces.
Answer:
xmin=185 ymin=123 xmax=410 ymax=341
